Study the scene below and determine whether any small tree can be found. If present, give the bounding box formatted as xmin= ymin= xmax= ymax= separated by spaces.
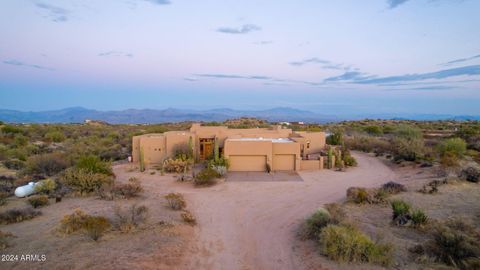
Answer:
xmin=437 ymin=138 xmax=467 ymax=159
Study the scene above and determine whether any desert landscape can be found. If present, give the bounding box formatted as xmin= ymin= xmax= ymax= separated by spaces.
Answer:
xmin=0 ymin=119 xmax=479 ymax=270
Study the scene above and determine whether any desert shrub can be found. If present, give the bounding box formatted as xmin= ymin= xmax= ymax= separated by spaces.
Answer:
xmin=208 ymin=157 xmax=230 ymax=176
xmin=324 ymin=203 xmax=346 ymax=225
xmin=363 ymin=125 xmax=383 ymax=136
xmin=76 ymin=155 xmax=113 ymax=175
xmin=27 ymin=195 xmax=49 ymax=208
xmin=302 ymin=208 xmax=331 ymax=240
xmin=381 ymin=181 xmax=406 ymax=194
xmin=0 ymin=191 xmax=8 ymax=206
xmin=426 ymin=222 xmax=480 ymax=269
xmin=163 ymin=158 xmax=192 ymax=173
xmin=34 ymin=178 xmax=57 ymax=195
xmin=346 ymin=187 xmax=372 ymax=204
xmin=320 ymin=225 xmax=393 ymax=266
xmin=374 ymin=189 xmax=389 ymax=203
xmin=342 ymin=151 xmax=357 ymax=167
xmin=113 ymin=204 xmax=148 ymax=232
xmin=326 ymin=130 xmax=343 ymax=145
xmin=82 ymin=216 xmax=111 ymax=241
xmin=23 ymin=152 xmax=69 ymax=176
xmin=460 ymin=166 xmax=480 ymax=183
xmin=194 ymin=167 xmax=220 ymax=187
xmin=1 ymin=125 xmax=23 ymax=135
xmin=113 ymin=177 xmax=143 ymax=199
xmin=44 ymin=131 xmax=66 ymax=142
xmin=181 ymin=210 xmax=197 ymax=225
xmin=437 ymin=138 xmax=467 ymax=159
xmin=3 ymin=159 xmax=25 ymax=170
xmin=391 ymin=200 xmax=411 ymax=225
xmin=391 ymin=125 xmax=425 ymax=161
xmin=0 ymin=231 xmax=15 ymax=250
xmin=61 ymin=167 xmax=113 ymax=195
xmin=13 ymin=134 xmax=28 ymax=147
xmin=59 ymin=209 xmax=88 ymax=234
xmin=411 ymin=209 xmax=428 ymax=227
xmin=164 ymin=193 xmax=186 ymax=210
xmin=0 ymin=207 xmax=41 ymax=224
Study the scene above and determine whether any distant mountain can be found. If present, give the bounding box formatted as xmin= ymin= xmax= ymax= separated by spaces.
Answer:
xmin=0 ymin=107 xmax=339 ymax=124
xmin=1 ymin=107 xmax=478 ymax=124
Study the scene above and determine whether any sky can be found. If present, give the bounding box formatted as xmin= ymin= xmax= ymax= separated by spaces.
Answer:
xmin=0 ymin=0 xmax=479 ymax=116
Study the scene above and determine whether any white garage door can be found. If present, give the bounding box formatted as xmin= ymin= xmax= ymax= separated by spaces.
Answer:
xmin=273 ymin=154 xmax=295 ymax=171
xmin=229 ymin=155 xmax=267 ymax=172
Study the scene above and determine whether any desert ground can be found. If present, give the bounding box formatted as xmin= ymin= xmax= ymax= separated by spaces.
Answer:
xmin=3 ymin=151 xmax=477 ymax=270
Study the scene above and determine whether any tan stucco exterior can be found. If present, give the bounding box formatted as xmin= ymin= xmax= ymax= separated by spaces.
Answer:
xmin=132 ymin=123 xmax=326 ymax=172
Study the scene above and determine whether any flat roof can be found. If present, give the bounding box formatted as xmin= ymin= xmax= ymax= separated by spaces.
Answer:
xmin=226 ymin=137 xmax=294 ymax=143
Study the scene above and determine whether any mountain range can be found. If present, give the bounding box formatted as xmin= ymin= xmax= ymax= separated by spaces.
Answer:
xmin=0 ymin=107 xmax=478 ymax=124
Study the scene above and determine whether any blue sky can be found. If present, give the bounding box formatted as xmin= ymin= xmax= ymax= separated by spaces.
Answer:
xmin=0 ymin=0 xmax=479 ymax=116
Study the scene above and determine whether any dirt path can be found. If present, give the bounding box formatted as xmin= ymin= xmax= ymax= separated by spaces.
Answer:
xmin=182 ymin=152 xmax=398 ymax=270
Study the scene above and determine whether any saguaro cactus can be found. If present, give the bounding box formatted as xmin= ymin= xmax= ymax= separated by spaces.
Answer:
xmin=214 ymin=138 xmax=219 ymax=161
xmin=139 ymin=146 xmax=145 ymax=172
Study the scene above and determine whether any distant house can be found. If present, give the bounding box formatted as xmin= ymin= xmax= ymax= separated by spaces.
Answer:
xmin=132 ymin=123 xmax=326 ymax=172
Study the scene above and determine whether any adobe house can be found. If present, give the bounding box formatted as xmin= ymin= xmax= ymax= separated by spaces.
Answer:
xmin=132 ymin=123 xmax=326 ymax=172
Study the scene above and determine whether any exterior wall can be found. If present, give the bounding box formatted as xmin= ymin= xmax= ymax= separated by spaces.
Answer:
xmin=132 ymin=124 xmax=326 ymax=171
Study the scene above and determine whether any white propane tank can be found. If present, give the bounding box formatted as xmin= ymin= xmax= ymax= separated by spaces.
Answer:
xmin=14 ymin=182 xmax=39 ymax=198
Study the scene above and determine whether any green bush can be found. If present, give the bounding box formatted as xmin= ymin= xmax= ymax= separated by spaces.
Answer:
xmin=1 ymin=125 xmax=23 ymax=135
xmin=392 ymin=125 xmax=425 ymax=161
xmin=194 ymin=167 xmax=220 ymax=186
xmin=61 ymin=167 xmax=113 ymax=195
xmin=0 ymin=230 xmax=15 ymax=250
xmin=2 ymin=159 xmax=25 ymax=170
xmin=346 ymin=187 xmax=372 ymax=204
xmin=0 ymin=207 xmax=41 ymax=224
xmin=44 ymin=131 xmax=66 ymax=142
xmin=0 ymin=192 xmax=9 ymax=206
xmin=363 ymin=125 xmax=383 ymax=136
xmin=326 ymin=130 xmax=343 ymax=145
xmin=391 ymin=200 xmax=411 ymax=225
xmin=34 ymin=179 xmax=57 ymax=195
xmin=82 ymin=216 xmax=111 ymax=241
xmin=23 ymin=153 xmax=69 ymax=176
xmin=320 ymin=225 xmax=393 ymax=266
xmin=27 ymin=195 xmax=49 ymax=208
xmin=437 ymin=138 xmax=467 ymax=159
xmin=76 ymin=155 xmax=113 ymax=175
xmin=164 ymin=193 xmax=186 ymax=210
xmin=411 ymin=209 xmax=428 ymax=227
xmin=303 ymin=208 xmax=331 ymax=240
xmin=13 ymin=134 xmax=28 ymax=147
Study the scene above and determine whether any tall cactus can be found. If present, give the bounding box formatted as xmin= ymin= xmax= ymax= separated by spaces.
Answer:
xmin=214 ymin=138 xmax=219 ymax=161
xmin=139 ymin=146 xmax=145 ymax=172
xmin=188 ymin=136 xmax=194 ymax=159
xmin=327 ymin=147 xmax=333 ymax=169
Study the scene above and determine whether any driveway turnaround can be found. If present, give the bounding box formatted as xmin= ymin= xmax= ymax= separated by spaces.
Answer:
xmin=182 ymin=152 xmax=397 ymax=270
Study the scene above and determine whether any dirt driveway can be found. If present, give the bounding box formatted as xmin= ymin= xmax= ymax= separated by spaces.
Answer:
xmin=180 ymin=152 xmax=397 ymax=270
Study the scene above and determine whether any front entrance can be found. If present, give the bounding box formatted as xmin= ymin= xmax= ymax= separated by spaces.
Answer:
xmin=199 ymin=138 xmax=215 ymax=160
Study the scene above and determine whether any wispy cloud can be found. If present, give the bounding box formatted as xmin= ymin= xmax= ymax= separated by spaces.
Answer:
xmin=356 ymin=65 xmax=480 ymax=84
xmin=289 ymin=57 xmax=355 ymax=71
xmin=385 ymin=86 xmax=458 ymax=91
xmin=439 ymin=54 xmax=480 ymax=66
xmin=195 ymin=73 xmax=271 ymax=80
xmin=387 ymin=0 xmax=410 ymax=9
xmin=217 ymin=24 xmax=261 ymax=34
xmin=253 ymin=40 xmax=273 ymax=45
xmin=3 ymin=59 xmax=54 ymax=71
xmin=35 ymin=2 xmax=69 ymax=22
xmin=98 ymin=51 xmax=134 ymax=58
xmin=144 ymin=0 xmax=171 ymax=5
xmin=324 ymin=72 xmax=373 ymax=82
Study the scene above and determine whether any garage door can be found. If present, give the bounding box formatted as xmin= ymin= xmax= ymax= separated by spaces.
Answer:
xmin=229 ymin=155 xmax=266 ymax=172
xmin=273 ymin=154 xmax=295 ymax=171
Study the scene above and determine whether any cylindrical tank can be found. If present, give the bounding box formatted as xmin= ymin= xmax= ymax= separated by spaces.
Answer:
xmin=14 ymin=182 xmax=39 ymax=198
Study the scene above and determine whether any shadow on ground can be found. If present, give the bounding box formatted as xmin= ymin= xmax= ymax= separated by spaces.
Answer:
xmin=226 ymin=171 xmax=303 ymax=182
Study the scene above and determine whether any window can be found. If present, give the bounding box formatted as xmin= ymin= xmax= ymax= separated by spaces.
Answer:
xmin=306 ymin=141 xmax=310 ymax=149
